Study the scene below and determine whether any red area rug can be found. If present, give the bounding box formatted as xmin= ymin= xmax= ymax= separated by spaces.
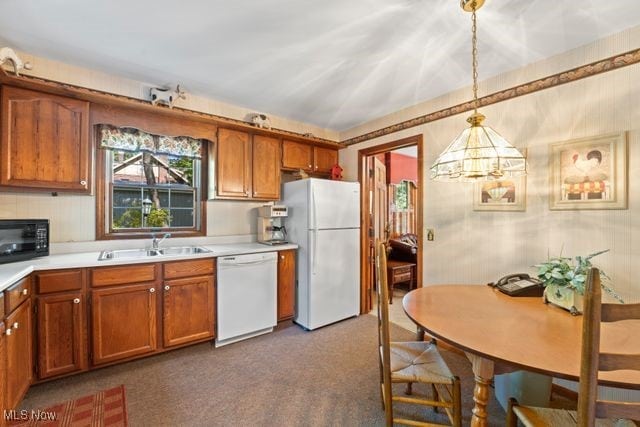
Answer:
xmin=10 ymin=385 xmax=127 ymax=427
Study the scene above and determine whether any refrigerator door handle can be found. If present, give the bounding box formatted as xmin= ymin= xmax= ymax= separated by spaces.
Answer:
xmin=312 ymin=185 xmax=318 ymax=275
xmin=312 ymin=185 xmax=318 ymax=231
xmin=312 ymin=230 xmax=317 ymax=275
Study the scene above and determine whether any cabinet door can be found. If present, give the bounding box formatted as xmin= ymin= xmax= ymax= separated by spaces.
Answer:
xmin=163 ymin=276 xmax=215 ymax=347
xmin=277 ymin=250 xmax=296 ymax=321
xmin=313 ymin=147 xmax=338 ymax=174
xmin=252 ymin=135 xmax=281 ymax=200
xmin=0 ymin=86 xmax=90 ymax=192
xmin=0 ymin=323 xmax=6 ymax=418
xmin=6 ymin=299 xmax=32 ymax=409
xmin=216 ymin=128 xmax=251 ymax=198
xmin=91 ymin=284 xmax=157 ymax=365
xmin=282 ymin=140 xmax=313 ymax=171
xmin=36 ymin=292 xmax=86 ymax=380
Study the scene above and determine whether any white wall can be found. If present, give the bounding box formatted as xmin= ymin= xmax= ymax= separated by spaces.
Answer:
xmin=0 ymin=51 xmax=337 ymax=243
xmin=339 ymin=26 xmax=640 ymax=305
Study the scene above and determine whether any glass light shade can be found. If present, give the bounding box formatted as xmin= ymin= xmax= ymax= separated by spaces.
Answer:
xmin=430 ymin=113 xmax=526 ymax=182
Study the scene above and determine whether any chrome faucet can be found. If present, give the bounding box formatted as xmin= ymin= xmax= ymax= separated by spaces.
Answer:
xmin=151 ymin=233 xmax=171 ymax=250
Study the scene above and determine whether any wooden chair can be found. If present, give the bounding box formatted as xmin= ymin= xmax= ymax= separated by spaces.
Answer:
xmin=375 ymin=241 xmax=462 ymax=426
xmin=507 ymin=268 xmax=640 ymax=427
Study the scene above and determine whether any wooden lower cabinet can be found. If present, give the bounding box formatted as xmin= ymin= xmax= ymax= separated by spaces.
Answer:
xmin=5 ymin=299 xmax=32 ymax=409
xmin=91 ymin=283 xmax=157 ymax=365
xmin=0 ymin=322 xmax=6 ymax=421
xmin=163 ymin=276 xmax=215 ymax=347
xmin=36 ymin=292 xmax=86 ymax=379
xmin=277 ymin=250 xmax=296 ymax=321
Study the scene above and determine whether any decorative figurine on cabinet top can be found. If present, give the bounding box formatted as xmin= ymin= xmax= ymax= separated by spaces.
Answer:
xmin=330 ymin=164 xmax=343 ymax=181
xmin=149 ymin=84 xmax=186 ymax=108
xmin=252 ymin=113 xmax=272 ymax=129
xmin=0 ymin=47 xmax=32 ymax=76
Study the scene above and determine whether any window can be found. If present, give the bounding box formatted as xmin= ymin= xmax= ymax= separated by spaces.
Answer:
xmin=97 ymin=125 xmax=207 ymax=238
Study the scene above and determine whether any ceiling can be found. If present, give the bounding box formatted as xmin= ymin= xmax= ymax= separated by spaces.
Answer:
xmin=1 ymin=1 xmax=639 ymax=132
xmin=393 ymin=146 xmax=417 ymax=158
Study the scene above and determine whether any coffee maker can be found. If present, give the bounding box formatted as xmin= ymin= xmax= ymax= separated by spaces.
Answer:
xmin=257 ymin=205 xmax=288 ymax=245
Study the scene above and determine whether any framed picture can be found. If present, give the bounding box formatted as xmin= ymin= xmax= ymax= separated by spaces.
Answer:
xmin=549 ymin=132 xmax=627 ymax=210
xmin=473 ymin=175 xmax=526 ymax=211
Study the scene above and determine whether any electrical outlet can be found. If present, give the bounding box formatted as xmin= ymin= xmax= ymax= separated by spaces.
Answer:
xmin=427 ymin=229 xmax=434 ymax=241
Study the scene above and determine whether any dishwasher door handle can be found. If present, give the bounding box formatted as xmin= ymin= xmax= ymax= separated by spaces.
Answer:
xmin=221 ymin=259 xmax=273 ymax=267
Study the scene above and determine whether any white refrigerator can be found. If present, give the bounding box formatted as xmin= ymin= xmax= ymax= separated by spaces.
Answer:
xmin=283 ymin=178 xmax=360 ymax=330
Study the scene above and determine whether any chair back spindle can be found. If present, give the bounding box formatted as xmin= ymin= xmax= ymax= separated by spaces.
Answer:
xmin=577 ymin=268 xmax=640 ymax=425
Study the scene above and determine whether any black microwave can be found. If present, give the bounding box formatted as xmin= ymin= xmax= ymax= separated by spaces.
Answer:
xmin=0 ymin=219 xmax=49 ymax=264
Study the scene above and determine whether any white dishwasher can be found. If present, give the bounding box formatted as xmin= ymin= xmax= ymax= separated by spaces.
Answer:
xmin=216 ymin=252 xmax=277 ymax=347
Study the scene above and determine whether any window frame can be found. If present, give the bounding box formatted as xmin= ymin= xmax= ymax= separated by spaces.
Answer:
xmin=96 ymin=142 xmax=208 ymax=240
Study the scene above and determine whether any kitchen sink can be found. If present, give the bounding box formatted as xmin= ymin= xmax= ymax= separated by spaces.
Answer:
xmin=98 ymin=246 xmax=211 ymax=261
xmin=158 ymin=246 xmax=212 ymax=256
xmin=98 ymin=248 xmax=161 ymax=260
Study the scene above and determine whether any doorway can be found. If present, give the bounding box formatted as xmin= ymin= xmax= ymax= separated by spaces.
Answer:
xmin=358 ymin=135 xmax=424 ymax=314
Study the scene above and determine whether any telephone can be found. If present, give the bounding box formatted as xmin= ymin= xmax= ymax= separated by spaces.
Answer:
xmin=488 ymin=273 xmax=544 ymax=297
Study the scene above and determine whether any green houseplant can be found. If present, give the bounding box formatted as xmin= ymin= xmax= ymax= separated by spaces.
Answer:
xmin=533 ymin=249 xmax=623 ymax=315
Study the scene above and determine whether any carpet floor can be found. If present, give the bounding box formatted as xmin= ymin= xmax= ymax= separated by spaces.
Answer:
xmin=20 ymin=316 xmax=505 ymax=426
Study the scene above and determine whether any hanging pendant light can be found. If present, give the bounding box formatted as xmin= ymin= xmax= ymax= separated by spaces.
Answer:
xmin=430 ymin=0 xmax=526 ymax=182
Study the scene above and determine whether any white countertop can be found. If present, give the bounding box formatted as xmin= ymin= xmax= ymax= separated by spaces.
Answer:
xmin=0 ymin=242 xmax=298 ymax=292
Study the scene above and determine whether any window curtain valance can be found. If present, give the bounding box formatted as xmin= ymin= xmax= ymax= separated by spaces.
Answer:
xmin=98 ymin=124 xmax=203 ymax=159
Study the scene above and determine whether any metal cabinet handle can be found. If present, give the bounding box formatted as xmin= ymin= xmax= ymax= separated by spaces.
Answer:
xmin=80 ymin=180 xmax=87 ymax=186
xmin=308 ymin=164 xmax=312 ymax=168
xmin=12 ymin=322 xmax=19 ymax=329
xmin=164 ymin=285 xmax=170 ymax=291
xmin=280 ymin=255 xmax=285 ymax=260
xmin=5 ymin=328 xmax=11 ymax=336
xmin=73 ymin=298 xmax=80 ymax=304
xmin=22 ymin=288 xmax=28 ymax=296
xmin=149 ymin=288 xmax=155 ymax=293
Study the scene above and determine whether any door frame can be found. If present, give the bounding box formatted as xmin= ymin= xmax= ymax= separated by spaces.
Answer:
xmin=357 ymin=134 xmax=424 ymax=314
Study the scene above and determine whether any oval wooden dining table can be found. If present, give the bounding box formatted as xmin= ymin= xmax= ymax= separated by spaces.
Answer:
xmin=402 ymin=285 xmax=640 ymax=427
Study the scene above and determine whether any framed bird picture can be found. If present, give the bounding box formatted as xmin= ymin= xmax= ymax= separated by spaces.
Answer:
xmin=549 ymin=132 xmax=628 ymax=210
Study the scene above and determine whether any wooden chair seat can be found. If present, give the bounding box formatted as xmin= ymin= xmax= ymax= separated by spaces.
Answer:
xmin=512 ymin=405 xmax=636 ymax=427
xmin=389 ymin=341 xmax=455 ymax=384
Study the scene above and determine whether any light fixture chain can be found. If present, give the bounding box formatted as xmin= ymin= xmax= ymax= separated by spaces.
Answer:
xmin=471 ymin=7 xmax=479 ymax=113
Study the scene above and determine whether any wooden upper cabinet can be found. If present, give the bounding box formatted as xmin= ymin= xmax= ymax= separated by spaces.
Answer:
xmin=282 ymin=140 xmax=313 ymax=171
xmin=0 ymin=86 xmax=91 ymax=192
xmin=216 ymin=128 xmax=251 ymax=198
xmin=214 ymin=128 xmax=281 ymax=201
xmin=314 ymin=147 xmax=338 ymax=174
xmin=252 ymin=135 xmax=281 ymax=199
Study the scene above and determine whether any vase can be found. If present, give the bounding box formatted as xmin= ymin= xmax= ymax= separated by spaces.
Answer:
xmin=543 ymin=284 xmax=583 ymax=315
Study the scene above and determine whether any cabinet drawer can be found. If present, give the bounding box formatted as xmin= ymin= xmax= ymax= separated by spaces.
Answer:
xmin=164 ymin=259 xmax=215 ymax=280
xmin=394 ymin=266 xmax=412 ymax=275
xmin=91 ymin=264 xmax=157 ymax=287
xmin=5 ymin=275 xmax=32 ymax=314
xmin=394 ymin=272 xmax=412 ymax=283
xmin=36 ymin=269 xmax=84 ymax=294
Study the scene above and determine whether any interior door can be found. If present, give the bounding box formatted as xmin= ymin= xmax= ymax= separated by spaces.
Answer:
xmin=373 ymin=157 xmax=388 ymax=242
